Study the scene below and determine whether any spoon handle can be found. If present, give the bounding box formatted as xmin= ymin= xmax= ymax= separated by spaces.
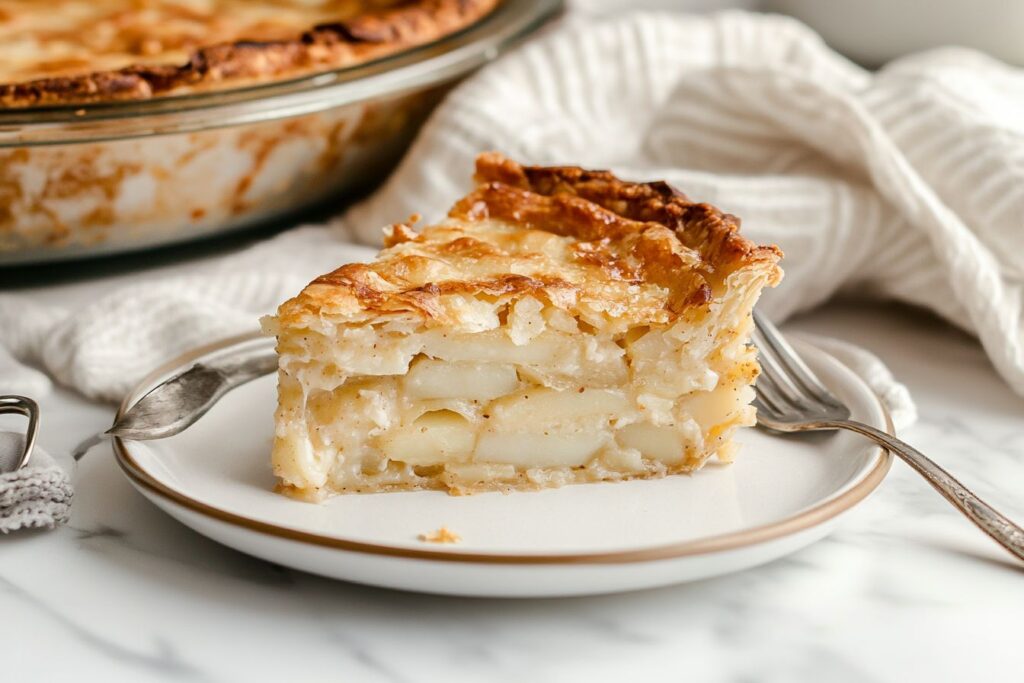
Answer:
xmin=108 ymin=345 xmax=277 ymax=440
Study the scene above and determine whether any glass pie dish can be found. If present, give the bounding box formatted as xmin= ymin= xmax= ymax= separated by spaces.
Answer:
xmin=0 ymin=0 xmax=560 ymax=265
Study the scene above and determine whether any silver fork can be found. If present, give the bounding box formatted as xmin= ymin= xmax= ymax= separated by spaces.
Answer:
xmin=752 ymin=311 xmax=1024 ymax=563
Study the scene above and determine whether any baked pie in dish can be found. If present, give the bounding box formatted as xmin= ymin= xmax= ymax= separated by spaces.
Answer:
xmin=0 ymin=0 xmax=535 ymax=262
xmin=263 ymin=154 xmax=783 ymax=498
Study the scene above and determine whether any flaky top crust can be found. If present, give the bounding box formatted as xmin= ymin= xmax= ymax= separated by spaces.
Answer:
xmin=276 ymin=153 xmax=782 ymax=330
xmin=0 ymin=0 xmax=498 ymax=108
xmin=465 ymin=152 xmax=782 ymax=275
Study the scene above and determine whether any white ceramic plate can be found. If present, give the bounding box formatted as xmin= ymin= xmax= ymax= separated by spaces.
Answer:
xmin=114 ymin=335 xmax=892 ymax=597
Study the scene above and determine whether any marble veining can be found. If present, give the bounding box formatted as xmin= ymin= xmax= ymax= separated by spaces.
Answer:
xmin=2 ymin=302 xmax=1023 ymax=682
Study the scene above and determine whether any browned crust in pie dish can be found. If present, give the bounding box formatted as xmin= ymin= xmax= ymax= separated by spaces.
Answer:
xmin=278 ymin=153 xmax=783 ymax=328
xmin=0 ymin=0 xmax=499 ymax=108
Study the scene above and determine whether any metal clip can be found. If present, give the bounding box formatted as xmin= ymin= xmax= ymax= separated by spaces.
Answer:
xmin=0 ymin=395 xmax=40 ymax=473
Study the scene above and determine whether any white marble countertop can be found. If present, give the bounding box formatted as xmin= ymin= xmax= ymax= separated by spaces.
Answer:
xmin=3 ymin=264 xmax=1023 ymax=682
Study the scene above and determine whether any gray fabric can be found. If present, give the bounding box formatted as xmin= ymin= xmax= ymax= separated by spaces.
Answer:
xmin=0 ymin=432 xmax=73 ymax=533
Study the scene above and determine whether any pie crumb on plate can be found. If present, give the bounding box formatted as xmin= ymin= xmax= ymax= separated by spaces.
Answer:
xmin=418 ymin=527 xmax=462 ymax=544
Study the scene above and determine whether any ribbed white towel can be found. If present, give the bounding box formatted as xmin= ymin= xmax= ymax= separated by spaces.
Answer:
xmin=0 ymin=433 xmax=73 ymax=533
xmin=4 ymin=10 xmax=1022 ymax=421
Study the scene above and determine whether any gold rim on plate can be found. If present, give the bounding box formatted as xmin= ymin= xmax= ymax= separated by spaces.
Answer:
xmin=113 ymin=332 xmax=894 ymax=566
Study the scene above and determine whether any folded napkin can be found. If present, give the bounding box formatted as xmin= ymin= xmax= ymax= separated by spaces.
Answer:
xmin=0 ymin=432 xmax=73 ymax=532
xmin=4 ymin=10 xmax=1022 ymax=418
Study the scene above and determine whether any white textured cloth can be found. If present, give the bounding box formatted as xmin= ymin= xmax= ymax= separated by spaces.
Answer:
xmin=3 ymin=10 xmax=1022 ymax=417
xmin=0 ymin=433 xmax=73 ymax=533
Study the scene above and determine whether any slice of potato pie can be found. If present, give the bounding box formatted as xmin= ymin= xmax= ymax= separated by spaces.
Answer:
xmin=263 ymin=153 xmax=782 ymax=498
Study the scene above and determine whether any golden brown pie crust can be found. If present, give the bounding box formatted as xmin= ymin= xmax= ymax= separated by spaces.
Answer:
xmin=278 ymin=153 xmax=783 ymax=329
xmin=465 ymin=152 xmax=783 ymax=283
xmin=0 ymin=0 xmax=499 ymax=108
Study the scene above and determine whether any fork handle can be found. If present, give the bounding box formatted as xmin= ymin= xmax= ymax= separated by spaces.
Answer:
xmin=832 ymin=419 xmax=1024 ymax=562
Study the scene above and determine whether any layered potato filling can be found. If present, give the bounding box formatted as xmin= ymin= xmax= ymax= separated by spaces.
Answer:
xmin=269 ymin=273 xmax=763 ymax=497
